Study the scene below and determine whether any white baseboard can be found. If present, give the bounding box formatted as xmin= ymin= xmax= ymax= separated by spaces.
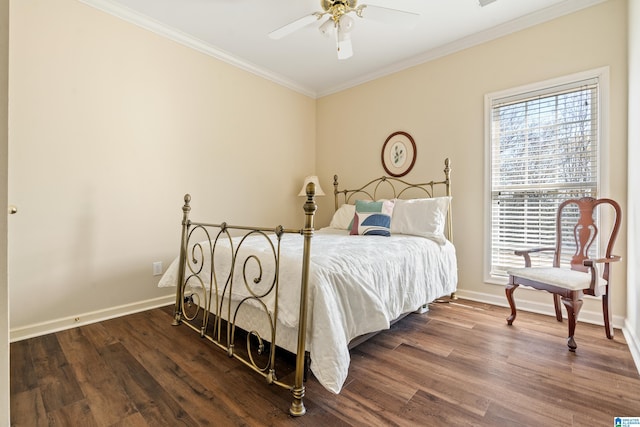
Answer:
xmin=623 ymin=320 xmax=640 ymax=375
xmin=455 ymin=289 xmax=625 ymax=329
xmin=10 ymin=294 xmax=175 ymax=342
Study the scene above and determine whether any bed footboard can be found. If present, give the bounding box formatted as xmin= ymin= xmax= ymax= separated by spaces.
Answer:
xmin=171 ymin=183 xmax=317 ymax=416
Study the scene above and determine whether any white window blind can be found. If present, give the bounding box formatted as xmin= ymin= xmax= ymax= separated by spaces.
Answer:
xmin=488 ymin=77 xmax=600 ymax=278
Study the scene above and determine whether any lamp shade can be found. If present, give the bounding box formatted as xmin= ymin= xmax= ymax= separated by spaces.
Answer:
xmin=298 ymin=175 xmax=325 ymax=196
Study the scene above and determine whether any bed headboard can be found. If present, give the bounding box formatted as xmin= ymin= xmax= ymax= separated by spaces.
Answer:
xmin=332 ymin=158 xmax=453 ymax=242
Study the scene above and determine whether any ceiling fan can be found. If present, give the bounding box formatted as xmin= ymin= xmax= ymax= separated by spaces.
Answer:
xmin=268 ymin=0 xmax=419 ymax=60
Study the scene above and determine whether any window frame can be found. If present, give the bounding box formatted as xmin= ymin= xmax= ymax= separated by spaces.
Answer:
xmin=483 ymin=67 xmax=610 ymax=285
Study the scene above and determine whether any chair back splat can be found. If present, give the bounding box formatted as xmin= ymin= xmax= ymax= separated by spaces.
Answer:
xmin=556 ymin=197 xmax=621 ymax=275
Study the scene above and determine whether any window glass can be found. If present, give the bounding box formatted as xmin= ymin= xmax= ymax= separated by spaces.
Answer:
xmin=486 ymin=72 xmax=605 ymax=281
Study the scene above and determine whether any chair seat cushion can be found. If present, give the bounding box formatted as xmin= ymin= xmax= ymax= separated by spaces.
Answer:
xmin=507 ymin=267 xmax=605 ymax=290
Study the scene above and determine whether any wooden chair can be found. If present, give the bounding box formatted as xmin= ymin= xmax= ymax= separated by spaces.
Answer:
xmin=505 ymin=197 xmax=622 ymax=351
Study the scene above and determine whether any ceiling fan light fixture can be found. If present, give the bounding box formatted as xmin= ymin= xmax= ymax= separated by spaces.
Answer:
xmin=269 ymin=0 xmax=418 ymax=60
xmin=319 ymin=17 xmax=335 ymax=37
xmin=338 ymin=14 xmax=354 ymax=33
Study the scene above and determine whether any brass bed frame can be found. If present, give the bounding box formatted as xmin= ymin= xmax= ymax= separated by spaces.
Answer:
xmin=170 ymin=158 xmax=452 ymax=417
xmin=333 ymin=157 xmax=453 ymax=242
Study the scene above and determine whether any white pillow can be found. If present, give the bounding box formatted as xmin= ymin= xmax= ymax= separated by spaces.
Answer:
xmin=390 ymin=197 xmax=451 ymax=244
xmin=329 ymin=203 xmax=356 ymax=230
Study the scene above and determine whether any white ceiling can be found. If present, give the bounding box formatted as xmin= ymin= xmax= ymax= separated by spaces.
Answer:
xmin=80 ymin=0 xmax=605 ymax=97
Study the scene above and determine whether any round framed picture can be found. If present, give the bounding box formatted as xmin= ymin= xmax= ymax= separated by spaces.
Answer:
xmin=381 ymin=131 xmax=416 ymax=177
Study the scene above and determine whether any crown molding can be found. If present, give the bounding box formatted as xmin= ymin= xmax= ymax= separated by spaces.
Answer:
xmin=78 ymin=0 xmax=318 ymax=98
xmin=79 ymin=0 xmax=606 ymax=99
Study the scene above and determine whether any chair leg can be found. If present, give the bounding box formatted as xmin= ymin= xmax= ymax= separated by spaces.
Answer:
xmin=602 ymin=287 xmax=614 ymax=339
xmin=553 ymin=294 xmax=563 ymax=322
xmin=561 ymin=292 xmax=583 ymax=351
xmin=505 ymin=282 xmax=519 ymax=325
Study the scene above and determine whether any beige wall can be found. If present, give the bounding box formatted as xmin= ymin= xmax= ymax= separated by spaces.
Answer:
xmin=6 ymin=0 xmax=636 ymax=356
xmin=627 ymin=0 xmax=640 ymax=364
xmin=317 ymin=0 xmax=629 ymax=323
xmin=8 ymin=0 xmax=315 ymax=335
xmin=1 ymin=0 xmax=8 ymax=420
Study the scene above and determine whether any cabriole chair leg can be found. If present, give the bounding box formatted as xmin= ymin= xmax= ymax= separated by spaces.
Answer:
xmin=505 ymin=283 xmax=519 ymax=325
xmin=561 ymin=293 xmax=583 ymax=352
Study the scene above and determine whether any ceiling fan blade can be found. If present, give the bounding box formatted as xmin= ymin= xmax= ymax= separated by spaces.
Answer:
xmin=359 ymin=4 xmax=420 ymax=27
xmin=337 ymin=36 xmax=353 ymax=60
xmin=269 ymin=14 xmax=320 ymax=40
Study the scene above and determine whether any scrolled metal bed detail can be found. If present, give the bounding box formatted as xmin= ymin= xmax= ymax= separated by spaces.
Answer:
xmin=333 ymin=157 xmax=453 ymax=242
xmin=164 ymin=158 xmax=457 ymax=416
xmin=171 ymin=183 xmax=318 ymax=416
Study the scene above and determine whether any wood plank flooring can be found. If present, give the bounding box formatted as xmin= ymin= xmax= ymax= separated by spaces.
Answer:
xmin=10 ymin=299 xmax=640 ymax=426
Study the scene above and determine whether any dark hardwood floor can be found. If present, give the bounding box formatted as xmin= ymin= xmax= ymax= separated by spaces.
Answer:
xmin=10 ymin=299 xmax=640 ymax=426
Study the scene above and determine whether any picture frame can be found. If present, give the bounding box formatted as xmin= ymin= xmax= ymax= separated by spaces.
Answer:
xmin=381 ymin=131 xmax=416 ymax=177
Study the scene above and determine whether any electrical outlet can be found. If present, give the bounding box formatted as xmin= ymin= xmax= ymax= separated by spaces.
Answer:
xmin=153 ymin=261 xmax=163 ymax=276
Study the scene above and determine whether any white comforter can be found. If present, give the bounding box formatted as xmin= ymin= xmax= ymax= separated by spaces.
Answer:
xmin=159 ymin=228 xmax=457 ymax=393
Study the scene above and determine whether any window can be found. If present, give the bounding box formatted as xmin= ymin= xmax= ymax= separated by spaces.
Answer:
xmin=484 ymin=68 xmax=609 ymax=283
